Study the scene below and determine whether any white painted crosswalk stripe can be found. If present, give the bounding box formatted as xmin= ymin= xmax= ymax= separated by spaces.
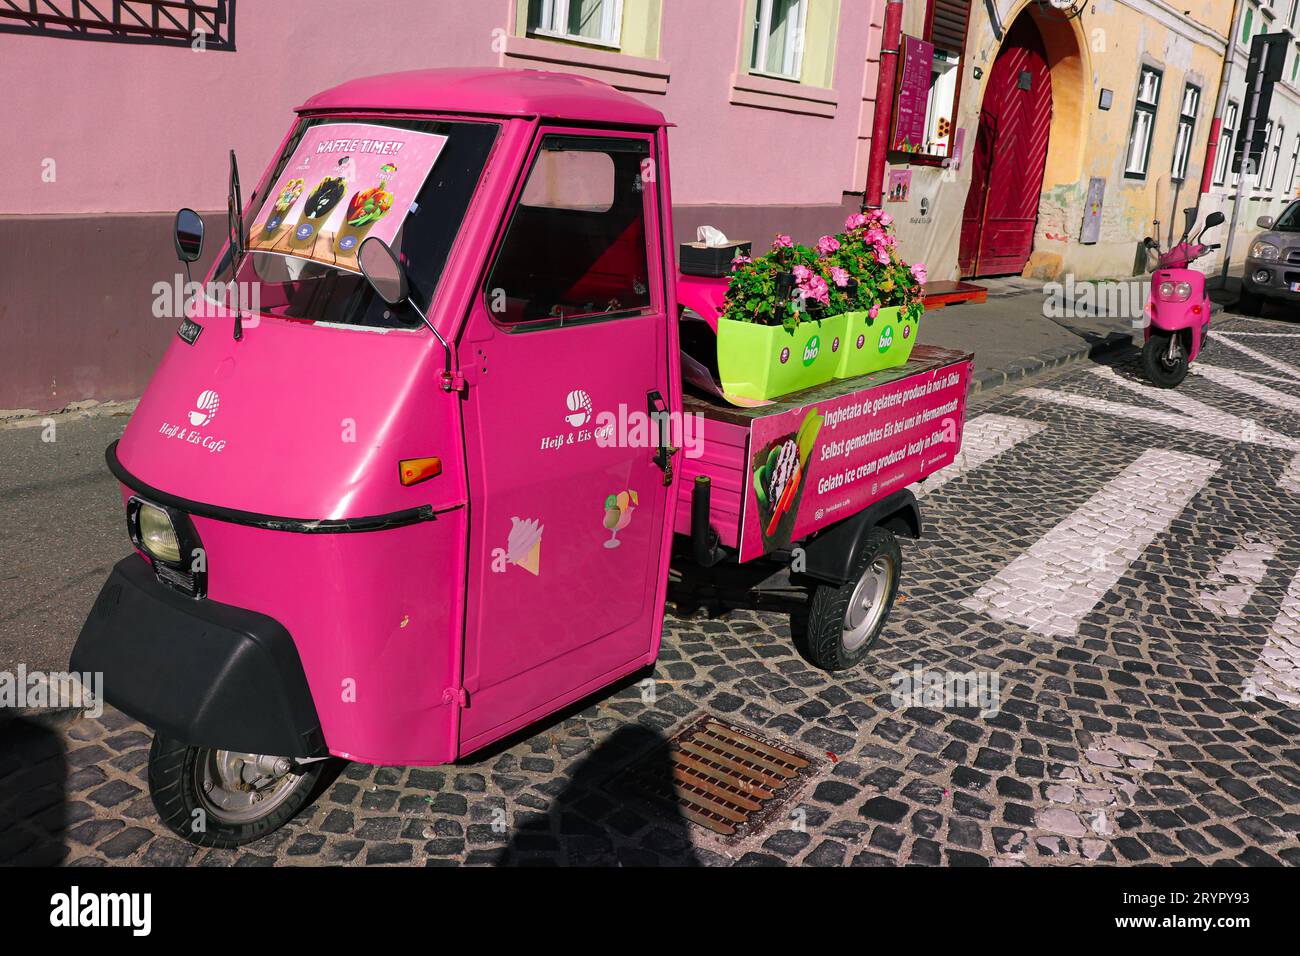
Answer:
xmin=1208 ymin=333 xmax=1300 ymax=382
xmin=1249 ymin=569 xmax=1300 ymax=707
xmin=914 ymin=414 xmax=1046 ymax=499
xmin=961 ymin=449 xmax=1220 ymax=638
xmin=1197 ymin=538 xmax=1276 ymax=618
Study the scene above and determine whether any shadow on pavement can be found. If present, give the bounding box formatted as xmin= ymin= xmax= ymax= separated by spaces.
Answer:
xmin=495 ymin=724 xmax=701 ymax=866
xmin=0 ymin=715 xmax=71 ymax=865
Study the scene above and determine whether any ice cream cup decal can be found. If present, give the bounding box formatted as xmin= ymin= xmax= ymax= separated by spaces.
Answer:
xmin=334 ymin=180 xmax=395 ymax=255
xmin=506 ymin=517 xmax=543 ymax=575
xmin=289 ymin=176 xmax=347 ymax=250
xmin=261 ymin=178 xmax=305 ymax=240
xmin=602 ymin=490 xmax=638 ymax=548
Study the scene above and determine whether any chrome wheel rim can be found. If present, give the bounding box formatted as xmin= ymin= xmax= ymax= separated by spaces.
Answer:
xmin=196 ymin=750 xmax=307 ymax=825
xmin=842 ymin=555 xmax=894 ymax=653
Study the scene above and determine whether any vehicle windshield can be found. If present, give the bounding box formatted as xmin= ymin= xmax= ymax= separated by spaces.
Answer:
xmin=207 ymin=117 xmax=498 ymax=330
xmin=1274 ymin=201 xmax=1300 ymax=232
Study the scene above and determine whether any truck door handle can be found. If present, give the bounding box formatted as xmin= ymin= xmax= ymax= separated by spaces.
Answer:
xmin=647 ymin=389 xmax=679 ymax=486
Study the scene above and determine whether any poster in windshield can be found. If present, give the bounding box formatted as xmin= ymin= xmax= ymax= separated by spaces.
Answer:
xmin=249 ymin=122 xmax=448 ymax=274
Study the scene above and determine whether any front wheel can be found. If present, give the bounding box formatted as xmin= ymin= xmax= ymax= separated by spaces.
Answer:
xmin=148 ymin=734 xmax=327 ymax=848
xmin=800 ymin=527 xmax=902 ymax=672
xmin=1142 ymin=331 xmax=1189 ymax=389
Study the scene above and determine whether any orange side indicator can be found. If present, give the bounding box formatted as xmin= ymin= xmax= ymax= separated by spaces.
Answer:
xmin=399 ymin=457 xmax=442 ymax=486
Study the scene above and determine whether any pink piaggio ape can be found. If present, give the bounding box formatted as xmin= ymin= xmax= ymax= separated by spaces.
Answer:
xmin=72 ymin=68 xmax=973 ymax=847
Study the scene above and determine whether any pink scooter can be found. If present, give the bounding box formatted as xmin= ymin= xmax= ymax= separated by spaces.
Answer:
xmin=1140 ymin=208 xmax=1225 ymax=388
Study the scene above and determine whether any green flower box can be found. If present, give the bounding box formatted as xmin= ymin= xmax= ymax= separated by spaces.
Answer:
xmin=834 ymin=306 xmax=920 ymax=379
xmin=717 ymin=314 xmax=849 ymax=401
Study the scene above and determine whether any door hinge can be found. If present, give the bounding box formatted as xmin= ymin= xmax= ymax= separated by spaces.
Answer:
xmin=440 ymin=370 xmax=467 ymax=393
xmin=442 ymin=687 xmax=469 ymax=707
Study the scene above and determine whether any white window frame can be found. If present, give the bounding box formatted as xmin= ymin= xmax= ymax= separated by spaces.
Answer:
xmin=1125 ymin=66 xmax=1163 ymax=179
xmin=750 ymin=0 xmax=809 ymax=81
xmin=530 ymin=0 xmax=624 ymax=49
xmin=1265 ymin=123 xmax=1285 ymax=191
xmin=1255 ymin=120 xmax=1276 ymax=189
xmin=1290 ymin=132 xmax=1300 ymax=197
xmin=1171 ymin=83 xmax=1201 ymax=183
xmin=1214 ymin=100 xmax=1238 ymax=187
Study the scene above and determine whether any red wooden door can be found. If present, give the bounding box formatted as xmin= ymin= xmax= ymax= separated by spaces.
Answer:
xmin=959 ymin=14 xmax=1053 ymax=277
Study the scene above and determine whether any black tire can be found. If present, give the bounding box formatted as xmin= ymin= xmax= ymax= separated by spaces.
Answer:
xmin=1142 ymin=331 xmax=1188 ymax=389
xmin=799 ymin=527 xmax=901 ymax=672
xmin=1236 ymin=289 xmax=1264 ymax=317
xmin=148 ymin=734 xmax=327 ymax=848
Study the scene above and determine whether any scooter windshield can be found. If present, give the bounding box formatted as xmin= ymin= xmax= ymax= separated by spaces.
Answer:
xmin=206 ymin=117 xmax=498 ymax=330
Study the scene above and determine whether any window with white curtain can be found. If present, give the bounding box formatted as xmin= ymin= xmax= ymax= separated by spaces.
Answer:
xmin=1214 ymin=101 xmax=1238 ymax=187
xmin=1290 ymin=133 xmax=1300 ymax=197
xmin=1171 ymin=84 xmax=1201 ymax=183
xmin=528 ymin=0 xmax=624 ymax=48
xmin=1124 ymin=67 xmax=1163 ymax=179
xmin=750 ymin=0 xmax=809 ymax=80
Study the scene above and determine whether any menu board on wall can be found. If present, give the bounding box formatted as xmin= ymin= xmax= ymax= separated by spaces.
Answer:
xmin=248 ymin=122 xmax=448 ymax=275
xmin=891 ymin=35 xmax=934 ymax=154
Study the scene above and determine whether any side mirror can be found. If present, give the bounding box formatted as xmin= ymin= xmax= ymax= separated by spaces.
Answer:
xmin=1204 ymin=212 xmax=1225 ymax=229
xmin=174 ymin=208 xmax=205 ymax=263
xmin=1256 ymin=216 xmax=1275 ymax=230
xmin=358 ymin=236 xmax=409 ymax=306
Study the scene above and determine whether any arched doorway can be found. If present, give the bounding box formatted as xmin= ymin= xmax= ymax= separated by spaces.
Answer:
xmin=959 ymin=11 xmax=1054 ymax=278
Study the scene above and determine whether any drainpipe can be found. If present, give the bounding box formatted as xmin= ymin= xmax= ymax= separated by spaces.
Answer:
xmin=1200 ymin=0 xmax=1247 ymax=199
xmin=863 ymin=0 xmax=905 ymax=212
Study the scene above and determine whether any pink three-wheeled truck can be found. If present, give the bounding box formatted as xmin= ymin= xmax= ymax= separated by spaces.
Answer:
xmin=71 ymin=68 xmax=974 ymax=847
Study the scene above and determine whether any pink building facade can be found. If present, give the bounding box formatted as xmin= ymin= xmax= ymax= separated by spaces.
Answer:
xmin=0 ymin=0 xmax=889 ymax=411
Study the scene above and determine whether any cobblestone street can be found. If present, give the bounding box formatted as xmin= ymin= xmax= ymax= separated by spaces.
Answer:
xmin=4 ymin=315 xmax=1300 ymax=867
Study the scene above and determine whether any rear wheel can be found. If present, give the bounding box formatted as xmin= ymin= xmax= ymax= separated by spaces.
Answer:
xmin=800 ymin=527 xmax=901 ymax=672
xmin=1142 ymin=331 xmax=1188 ymax=389
xmin=148 ymin=734 xmax=326 ymax=848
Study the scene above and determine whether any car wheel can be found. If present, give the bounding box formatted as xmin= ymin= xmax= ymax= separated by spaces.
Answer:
xmin=800 ymin=527 xmax=901 ymax=672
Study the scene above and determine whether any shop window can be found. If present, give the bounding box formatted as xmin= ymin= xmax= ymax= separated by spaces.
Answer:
xmin=1124 ymin=66 xmax=1163 ymax=180
xmin=487 ymin=135 xmax=653 ymax=328
xmin=917 ymin=0 xmax=973 ymax=160
xmin=1214 ymin=101 xmax=1239 ymax=186
xmin=1171 ymin=84 xmax=1201 ymax=183
xmin=749 ymin=0 xmax=809 ymax=80
xmin=527 ymin=0 xmax=624 ymax=48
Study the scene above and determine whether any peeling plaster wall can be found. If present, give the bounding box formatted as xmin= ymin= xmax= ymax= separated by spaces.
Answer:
xmin=886 ymin=0 xmax=1233 ymax=283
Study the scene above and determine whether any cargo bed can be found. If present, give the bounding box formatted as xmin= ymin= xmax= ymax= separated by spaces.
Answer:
xmin=676 ymin=344 xmax=974 ymax=562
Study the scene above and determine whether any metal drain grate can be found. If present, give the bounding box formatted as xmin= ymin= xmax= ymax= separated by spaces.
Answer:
xmin=615 ymin=715 xmax=815 ymax=836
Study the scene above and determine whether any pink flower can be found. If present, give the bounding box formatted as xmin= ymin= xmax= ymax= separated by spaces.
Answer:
xmin=875 ymin=247 xmax=891 ymax=266
xmin=816 ymin=235 xmax=840 ymax=256
xmin=792 ymin=264 xmax=812 ymax=282
xmin=772 ymin=234 xmax=793 ymax=249
xmin=869 ymin=305 xmax=880 ymax=319
xmin=910 ymin=262 xmax=928 ymax=284
xmin=731 ymin=255 xmax=752 ymax=269
xmin=830 ymin=266 xmax=850 ymax=287
xmin=844 ymin=213 xmax=868 ymax=232
xmin=804 ymin=275 xmax=830 ymax=306
xmin=879 ymin=212 xmax=894 ymax=227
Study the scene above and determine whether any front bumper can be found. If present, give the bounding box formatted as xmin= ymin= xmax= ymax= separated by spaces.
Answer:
xmin=71 ymin=556 xmax=325 ymax=757
xmin=1244 ymin=258 xmax=1300 ymax=302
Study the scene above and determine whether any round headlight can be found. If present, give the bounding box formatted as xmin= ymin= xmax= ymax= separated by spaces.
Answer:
xmin=1158 ymin=281 xmax=1177 ymax=299
xmin=1175 ymin=282 xmax=1192 ymax=300
xmin=1251 ymin=241 xmax=1280 ymax=260
xmin=138 ymin=503 xmax=181 ymax=564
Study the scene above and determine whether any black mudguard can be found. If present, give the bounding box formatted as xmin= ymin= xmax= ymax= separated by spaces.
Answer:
xmin=71 ymin=556 xmax=326 ymax=757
